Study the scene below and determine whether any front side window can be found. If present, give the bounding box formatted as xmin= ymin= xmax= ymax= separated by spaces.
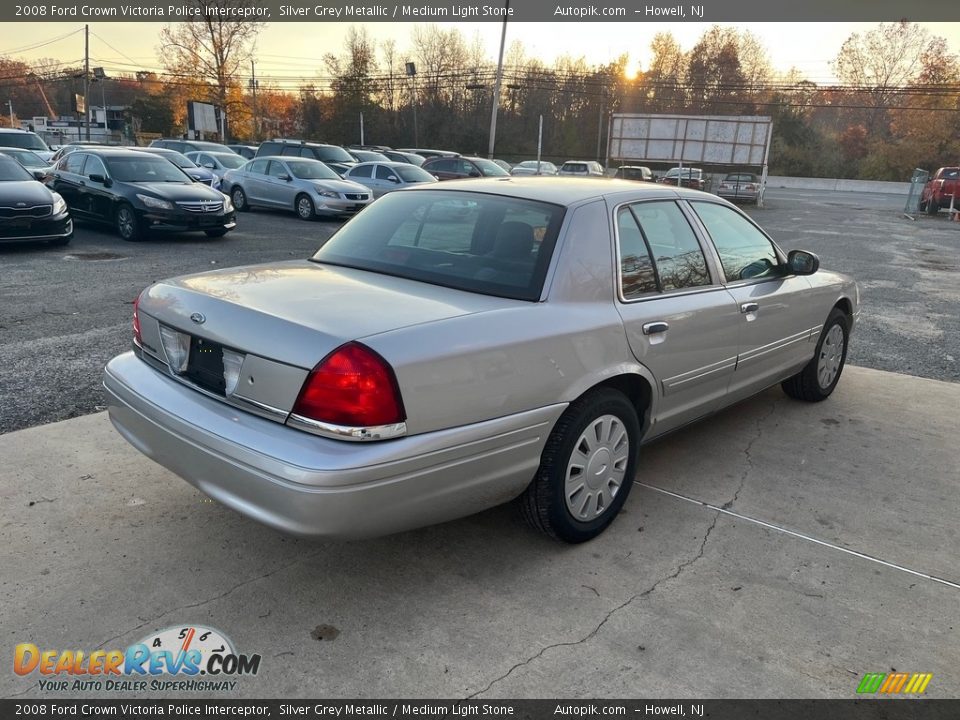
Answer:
xmin=267 ymin=160 xmax=289 ymax=179
xmin=62 ymin=153 xmax=86 ymax=175
xmin=631 ymin=201 xmax=711 ymax=291
xmin=84 ymin=155 xmax=107 ymax=178
xmin=691 ymin=202 xmax=780 ymax=283
xmin=375 ymin=165 xmax=396 ymax=181
xmin=350 ymin=164 xmax=373 ymax=179
xmin=247 ymin=159 xmax=268 ymax=175
xmin=311 ymin=190 xmax=565 ymax=301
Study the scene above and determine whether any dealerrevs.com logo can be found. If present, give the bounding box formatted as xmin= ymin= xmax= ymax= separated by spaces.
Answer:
xmin=14 ymin=625 xmax=261 ymax=692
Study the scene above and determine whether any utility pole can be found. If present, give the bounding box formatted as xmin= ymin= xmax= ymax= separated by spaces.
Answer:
xmin=250 ymin=60 xmax=260 ymax=141
xmin=7 ymin=100 xmax=13 ymax=127
xmin=83 ymin=24 xmax=90 ymax=140
xmin=487 ymin=0 xmax=509 ymax=159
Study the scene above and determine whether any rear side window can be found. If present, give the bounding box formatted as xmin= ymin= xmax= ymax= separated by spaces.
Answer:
xmin=691 ymin=202 xmax=779 ymax=283
xmin=629 ymin=201 xmax=711 ymax=292
xmin=616 ymin=208 xmax=658 ymax=298
xmin=311 ymin=190 xmax=565 ymax=301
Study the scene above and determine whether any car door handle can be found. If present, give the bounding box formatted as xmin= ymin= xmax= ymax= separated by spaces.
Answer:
xmin=642 ymin=321 xmax=669 ymax=335
xmin=740 ymin=302 xmax=759 ymax=314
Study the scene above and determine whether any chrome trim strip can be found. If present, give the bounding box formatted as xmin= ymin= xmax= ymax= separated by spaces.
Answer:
xmin=228 ymin=394 xmax=288 ymax=422
xmin=737 ymin=329 xmax=813 ymax=365
xmin=287 ymin=414 xmax=407 ymax=442
xmin=662 ymin=356 xmax=738 ymax=395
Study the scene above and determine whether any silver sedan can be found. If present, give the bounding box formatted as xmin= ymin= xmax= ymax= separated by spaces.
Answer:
xmin=343 ymin=161 xmax=438 ymax=197
xmin=104 ymin=179 xmax=858 ymax=543
xmin=221 ymin=156 xmax=372 ymax=220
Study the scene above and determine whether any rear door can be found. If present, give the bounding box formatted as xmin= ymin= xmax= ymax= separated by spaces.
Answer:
xmin=613 ymin=200 xmax=741 ymax=436
xmin=80 ymin=154 xmax=113 ymax=222
xmin=687 ymin=200 xmax=818 ymax=403
xmin=50 ymin=152 xmax=89 ymax=218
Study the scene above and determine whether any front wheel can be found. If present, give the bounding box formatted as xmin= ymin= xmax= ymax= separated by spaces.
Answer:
xmin=116 ymin=203 xmax=143 ymax=242
xmin=520 ymin=388 xmax=640 ymax=543
xmin=782 ymin=308 xmax=850 ymax=402
xmin=296 ymin=193 xmax=316 ymax=221
xmin=231 ymin=186 xmax=248 ymax=211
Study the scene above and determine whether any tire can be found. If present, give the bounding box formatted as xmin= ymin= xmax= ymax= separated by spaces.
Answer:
xmin=231 ymin=186 xmax=248 ymax=211
xmin=520 ymin=388 xmax=640 ymax=543
xmin=296 ymin=193 xmax=315 ymax=221
xmin=115 ymin=203 xmax=143 ymax=242
xmin=781 ymin=308 xmax=850 ymax=402
xmin=926 ymin=196 xmax=939 ymax=216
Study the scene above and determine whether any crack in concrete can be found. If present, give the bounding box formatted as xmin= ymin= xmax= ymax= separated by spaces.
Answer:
xmin=722 ymin=402 xmax=778 ymax=511
xmin=466 ymin=512 xmax=722 ymax=699
xmin=6 ymin=681 xmax=39 ymax=698
xmin=94 ymin=549 xmax=325 ymax=651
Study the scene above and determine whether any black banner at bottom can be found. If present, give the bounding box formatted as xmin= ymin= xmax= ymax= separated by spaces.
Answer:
xmin=1 ymin=700 xmax=958 ymax=720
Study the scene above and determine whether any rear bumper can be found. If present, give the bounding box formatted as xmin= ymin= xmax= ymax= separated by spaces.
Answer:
xmin=103 ymin=352 xmax=562 ymax=539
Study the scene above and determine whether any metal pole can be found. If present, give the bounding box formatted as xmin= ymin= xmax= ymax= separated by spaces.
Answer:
xmin=83 ymin=24 xmax=90 ymax=140
xmin=360 ymin=112 xmax=364 ymax=145
xmin=7 ymin=100 xmax=13 ymax=126
xmin=596 ymin=91 xmax=604 ymax=163
xmin=411 ymin=75 xmax=418 ymax=147
xmin=100 ymin=81 xmax=106 ymax=136
xmin=487 ymin=0 xmax=509 ymax=159
xmin=250 ymin=60 xmax=259 ymax=141
xmin=536 ymin=114 xmax=542 ymax=174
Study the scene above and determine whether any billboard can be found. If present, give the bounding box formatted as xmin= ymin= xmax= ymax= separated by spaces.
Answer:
xmin=608 ymin=114 xmax=772 ymax=167
xmin=188 ymin=100 xmax=219 ymax=134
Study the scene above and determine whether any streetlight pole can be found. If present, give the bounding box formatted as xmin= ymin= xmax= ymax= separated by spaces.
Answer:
xmin=83 ymin=24 xmax=90 ymax=140
xmin=487 ymin=0 xmax=509 ymax=159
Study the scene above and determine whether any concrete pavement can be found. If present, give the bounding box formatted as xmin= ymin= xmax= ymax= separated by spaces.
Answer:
xmin=1 ymin=365 xmax=957 ymax=699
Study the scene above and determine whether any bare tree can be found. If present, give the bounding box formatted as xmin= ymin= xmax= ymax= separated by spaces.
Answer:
xmin=158 ymin=0 xmax=264 ymax=138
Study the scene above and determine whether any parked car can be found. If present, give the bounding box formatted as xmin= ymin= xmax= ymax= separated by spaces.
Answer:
xmin=716 ymin=173 xmax=760 ymax=203
xmin=222 ymin=156 xmax=372 ymax=220
xmin=0 ymin=153 xmax=72 ymax=246
xmin=382 ymin=150 xmax=426 ymax=166
xmin=920 ymin=167 xmax=960 ymax=216
xmin=396 ymin=148 xmax=460 ymax=160
xmin=255 ymin=140 xmax=357 ymax=176
xmin=658 ymin=167 xmax=705 ymax=191
xmin=50 ymin=141 xmax=114 ymax=164
xmin=103 ymin=178 xmax=858 ymax=543
xmin=150 ymin=138 xmax=236 ymax=155
xmin=511 ymin=160 xmax=558 ymax=176
xmin=228 ymin=144 xmax=258 ymax=160
xmin=46 ymin=148 xmax=235 ymax=241
xmin=343 ymin=161 xmax=438 ymax=197
xmin=492 ymin=159 xmax=513 ymax=173
xmin=135 ymin=147 xmax=218 ymax=187
xmin=422 ymin=155 xmax=511 ymax=180
xmin=558 ymin=160 xmax=605 ymax=177
xmin=347 ymin=149 xmax=392 ymax=164
xmin=614 ymin=166 xmax=653 ymax=182
xmin=0 ymin=128 xmax=54 ymax=162
xmin=0 ymin=148 xmax=54 ymax=180
xmin=185 ymin=150 xmax=248 ymax=190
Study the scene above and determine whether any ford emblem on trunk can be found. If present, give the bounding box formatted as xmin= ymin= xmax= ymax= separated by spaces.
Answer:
xmin=190 ymin=312 xmax=206 ymax=324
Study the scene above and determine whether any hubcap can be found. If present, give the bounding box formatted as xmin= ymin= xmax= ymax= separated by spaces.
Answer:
xmin=817 ymin=324 xmax=845 ymax=389
xmin=564 ymin=414 xmax=630 ymax=522
xmin=118 ymin=209 xmax=133 ymax=237
xmin=232 ymin=190 xmax=244 ymax=207
xmin=298 ymin=198 xmax=312 ymax=217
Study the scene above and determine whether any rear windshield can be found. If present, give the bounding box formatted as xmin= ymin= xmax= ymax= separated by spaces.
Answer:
xmin=725 ymin=174 xmax=757 ymax=182
xmin=0 ymin=132 xmax=49 ymax=152
xmin=311 ymin=190 xmax=566 ymax=301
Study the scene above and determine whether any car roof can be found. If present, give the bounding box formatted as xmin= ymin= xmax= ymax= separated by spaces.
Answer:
xmin=404 ymin=176 xmax=713 ymax=205
xmin=350 ymin=161 xmax=411 ymax=168
xmin=74 ymin=148 xmax=159 ymax=157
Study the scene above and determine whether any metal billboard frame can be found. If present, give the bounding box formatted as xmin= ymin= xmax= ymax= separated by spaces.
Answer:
xmin=607 ymin=113 xmax=773 ymax=206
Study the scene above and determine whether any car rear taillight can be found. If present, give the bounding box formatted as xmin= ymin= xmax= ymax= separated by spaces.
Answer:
xmin=132 ymin=293 xmax=143 ymax=348
xmin=292 ymin=342 xmax=406 ymax=430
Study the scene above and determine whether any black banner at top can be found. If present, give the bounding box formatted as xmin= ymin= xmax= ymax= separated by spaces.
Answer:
xmin=4 ymin=0 xmax=960 ymax=23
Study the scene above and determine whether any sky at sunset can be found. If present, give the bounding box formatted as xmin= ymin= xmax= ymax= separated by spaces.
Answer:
xmin=5 ymin=21 xmax=960 ymax=86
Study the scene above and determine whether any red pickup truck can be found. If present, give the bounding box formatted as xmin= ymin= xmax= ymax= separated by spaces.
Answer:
xmin=921 ymin=167 xmax=960 ymax=215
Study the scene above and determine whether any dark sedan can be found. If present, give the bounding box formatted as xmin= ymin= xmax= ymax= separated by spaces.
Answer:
xmin=46 ymin=148 xmax=235 ymax=241
xmin=0 ymin=154 xmax=72 ymax=246
xmin=421 ymin=155 xmax=510 ymax=180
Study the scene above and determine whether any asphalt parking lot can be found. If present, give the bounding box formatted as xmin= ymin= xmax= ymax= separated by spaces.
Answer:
xmin=1 ymin=188 xmax=958 ymax=699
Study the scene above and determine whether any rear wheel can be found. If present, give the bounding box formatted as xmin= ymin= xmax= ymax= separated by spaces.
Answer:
xmin=521 ymin=388 xmax=639 ymax=543
xmin=296 ymin=193 xmax=315 ymax=221
xmin=116 ymin=203 xmax=143 ymax=242
xmin=926 ymin=196 xmax=939 ymax=215
xmin=782 ymin=308 xmax=850 ymax=402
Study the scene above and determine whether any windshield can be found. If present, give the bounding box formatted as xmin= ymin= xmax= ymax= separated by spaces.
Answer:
xmin=105 ymin=156 xmax=191 ymax=183
xmin=213 ymin=153 xmax=246 ymax=169
xmin=287 ymin=160 xmax=340 ymax=180
xmin=472 ymin=158 xmax=510 ymax=177
xmin=396 ymin=165 xmax=435 ymax=183
xmin=0 ymin=149 xmax=45 ymax=168
xmin=314 ymin=146 xmax=355 ymax=163
xmin=0 ymin=156 xmax=34 ymax=181
xmin=311 ymin=190 xmax=565 ymax=301
xmin=0 ymin=132 xmax=49 ymax=152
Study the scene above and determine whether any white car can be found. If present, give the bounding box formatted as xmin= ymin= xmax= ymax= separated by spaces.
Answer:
xmin=343 ymin=161 xmax=438 ymax=198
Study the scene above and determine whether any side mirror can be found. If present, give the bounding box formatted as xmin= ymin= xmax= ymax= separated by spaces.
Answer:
xmin=279 ymin=174 xmax=292 ymax=182
xmin=202 ymin=162 xmax=215 ymax=169
xmin=468 ymin=169 xmax=481 ymax=178
xmin=89 ymin=173 xmax=111 ymax=187
xmin=387 ymin=176 xmax=399 ymax=183
xmin=32 ymin=170 xmax=46 ymax=180
xmin=787 ymin=249 xmax=820 ymax=276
